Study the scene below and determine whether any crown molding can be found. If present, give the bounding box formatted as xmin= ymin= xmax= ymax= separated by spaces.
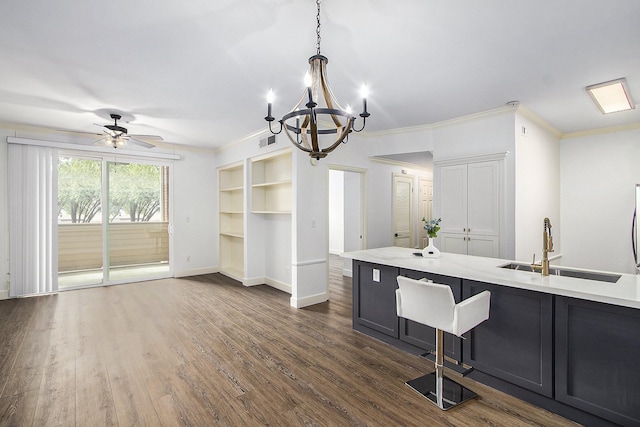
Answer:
xmin=561 ymin=122 xmax=640 ymax=139
xmin=515 ymin=105 xmax=563 ymax=138
xmin=369 ymin=156 xmax=431 ymax=171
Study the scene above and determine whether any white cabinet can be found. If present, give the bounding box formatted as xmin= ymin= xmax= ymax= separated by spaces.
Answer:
xmin=219 ymin=162 xmax=244 ymax=280
xmin=436 ymin=159 xmax=502 ymax=258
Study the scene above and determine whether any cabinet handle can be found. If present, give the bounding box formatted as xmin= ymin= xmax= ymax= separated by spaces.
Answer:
xmin=463 ymin=227 xmax=466 ymax=232
xmin=468 ymin=228 xmax=471 ymax=232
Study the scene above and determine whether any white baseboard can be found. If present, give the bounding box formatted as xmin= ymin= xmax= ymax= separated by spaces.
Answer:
xmin=174 ymin=267 xmax=218 ymax=278
xmin=342 ymin=268 xmax=353 ymax=278
xmin=290 ymin=291 xmax=329 ymax=308
xmin=265 ymin=277 xmax=292 ymax=294
xmin=243 ymin=276 xmax=264 ymax=287
xmin=0 ymin=290 xmax=8 ymax=300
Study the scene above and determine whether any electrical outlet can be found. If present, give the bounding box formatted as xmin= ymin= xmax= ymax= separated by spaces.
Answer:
xmin=373 ymin=268 xmax=380 ymax=282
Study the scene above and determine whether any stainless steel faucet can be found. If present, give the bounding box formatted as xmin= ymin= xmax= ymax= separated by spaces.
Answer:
xmin=532 ymin=217 xmax=554 ymax=276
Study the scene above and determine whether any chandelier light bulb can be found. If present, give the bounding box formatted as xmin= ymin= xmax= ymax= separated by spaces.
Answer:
xmin=360 ymin=83 xmax=369 ymax=99
xmin=304 ymin=71 xmax=313 ymax=87
xmin=346 ymin=104 xmax=353 ymax=115
xmin=267 ymin=89 xmax=275 ymax=104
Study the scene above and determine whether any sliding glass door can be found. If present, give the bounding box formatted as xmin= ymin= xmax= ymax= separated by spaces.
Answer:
xmin=57 ymin=156 xmax=104 ymax=288
xmin=57 ymin=155 xmax=172 ymax=289
xmin=107 ymin=161 xmax=170 ymax=282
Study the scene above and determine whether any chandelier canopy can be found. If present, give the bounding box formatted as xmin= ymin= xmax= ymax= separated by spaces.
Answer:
xmin=264 ymin=0 xmax=370 ymax=163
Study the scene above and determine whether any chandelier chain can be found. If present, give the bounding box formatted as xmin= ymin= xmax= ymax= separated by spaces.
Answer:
xmin=315 ymin=0 xmax=321 ymax=55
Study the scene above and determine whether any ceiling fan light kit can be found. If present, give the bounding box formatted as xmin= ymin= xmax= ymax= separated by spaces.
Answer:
xmin=264 ymin=0 xmax=370 ymax=164
xmin=94 ymin=113 xmax=159 ymax=149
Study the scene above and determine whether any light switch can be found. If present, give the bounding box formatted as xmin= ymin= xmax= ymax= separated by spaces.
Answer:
xmin=373 ymin=268 xmax=380 ymax=282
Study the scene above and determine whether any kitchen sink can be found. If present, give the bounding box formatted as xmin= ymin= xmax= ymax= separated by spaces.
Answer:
xmin=499 ymin=262 xmax=621 ymax=283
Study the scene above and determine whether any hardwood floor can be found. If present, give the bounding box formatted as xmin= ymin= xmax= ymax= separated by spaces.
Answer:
xmin=0 ymin=258 xmax=579 ymax=426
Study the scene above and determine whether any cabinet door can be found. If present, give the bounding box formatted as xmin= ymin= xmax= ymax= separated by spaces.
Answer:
xmin=438 ymin=164 xmax=467 ymax=234
xmin=467 ymin=161 xmax=500 ymax=236
xmin=438 ymin=232 xmax=468 ymax=255
xmin=466 ymin=234 xmax=499 ymax=258
xmin=555 ymin=296 xmax=640 ymax=426
xmin=398 ymin=269 xmax=462 ymax=361
xmin=352 ymin=261 xmax=400 ymax=338
xmin=462 ymin=280 xmax=553 ymax=397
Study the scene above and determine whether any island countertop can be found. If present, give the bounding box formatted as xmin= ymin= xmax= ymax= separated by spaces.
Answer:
xmin=342 ymin=247 xmax=640 ymax=309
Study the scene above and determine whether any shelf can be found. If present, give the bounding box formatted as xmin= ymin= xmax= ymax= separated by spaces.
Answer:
xmin=252 ymin=211 xmax=291 ymax=215
xmin=220 ymin=231 xmax=244 ymax=238
xmin=219 ymin=162 xmax=245 ymax=281
xmin=220 ymin=186 xmax=243 ymax=192
xmin=251 ymin=150 xmax=292 ymax=214
xmin=252 ymin=150 xmax=292 ymax=186
xmin=252 ymin=180 xmax=291 ymax=189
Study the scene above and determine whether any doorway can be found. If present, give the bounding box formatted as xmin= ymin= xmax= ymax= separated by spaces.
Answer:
xmin=328 ymin=167 xmax=366 ymax=277
xmin=57 ymin=155 xmax=172 ymax=289
xmin=392 ymin=173 xmax=414 ymax=248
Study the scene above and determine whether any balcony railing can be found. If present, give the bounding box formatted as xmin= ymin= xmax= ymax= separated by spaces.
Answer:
xmin=58 ymin=222 xmax=169 ymax=272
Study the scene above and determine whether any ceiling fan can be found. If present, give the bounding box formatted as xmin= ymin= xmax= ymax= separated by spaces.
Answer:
xmin=94 ymin=113 xmax=162 ymax=149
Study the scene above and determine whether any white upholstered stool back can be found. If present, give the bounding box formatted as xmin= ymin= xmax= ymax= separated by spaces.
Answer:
xmin=396 ymin=276 xmax=490 ymax=337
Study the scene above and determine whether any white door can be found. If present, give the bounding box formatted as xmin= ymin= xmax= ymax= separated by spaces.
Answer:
xmin=438 ymin=164 xmax=467 ymax=235
xmin=418 ymin=177 xmax=433 ymax=248
xmin=467 ymin=161 xmax=500 ymax=236
xmin=393 ymin=174 xmax=414 ymax=248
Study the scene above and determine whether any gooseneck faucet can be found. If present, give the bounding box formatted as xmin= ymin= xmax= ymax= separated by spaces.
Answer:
xmin=532 ymin=217 xmax=554 ymax=276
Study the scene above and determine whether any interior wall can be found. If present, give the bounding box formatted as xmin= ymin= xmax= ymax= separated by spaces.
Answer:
xmin=514 ymin=111 xmax=561 ymax=262
xmin=172 ymin=149 xmax=218 ymax=277
xmin=560 ymin=127 xmax=640 ymax=273
xmin=263 ymin=214 xmax=292 ymax=288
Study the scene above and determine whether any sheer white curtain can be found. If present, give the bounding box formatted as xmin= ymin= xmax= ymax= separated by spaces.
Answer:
xmin=8 ymin=143 xmax=58 ymax=297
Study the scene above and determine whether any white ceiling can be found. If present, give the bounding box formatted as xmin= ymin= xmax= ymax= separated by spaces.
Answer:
xmin=1 ymin=0 xmax=639 ymax=149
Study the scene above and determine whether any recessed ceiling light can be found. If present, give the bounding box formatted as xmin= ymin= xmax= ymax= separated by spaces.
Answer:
xmin=586 ymin=78 xmax=635 ymax=114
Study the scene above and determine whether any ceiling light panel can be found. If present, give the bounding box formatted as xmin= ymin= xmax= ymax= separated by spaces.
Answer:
xmin=586 ymin=78 xmax=635 ymax=114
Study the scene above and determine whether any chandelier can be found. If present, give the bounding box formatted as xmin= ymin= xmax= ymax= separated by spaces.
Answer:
xmin=264 ymin=0 xmax=370 ymax=163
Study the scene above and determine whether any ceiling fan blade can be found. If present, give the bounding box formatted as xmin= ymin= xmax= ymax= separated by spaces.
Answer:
xmin=128 ymin=134 xmax=164 ymax=141
xmin=93 ymin=137 xmax=108 ymax=146
xmin=129 ymin=138 xmax=156 ymax=148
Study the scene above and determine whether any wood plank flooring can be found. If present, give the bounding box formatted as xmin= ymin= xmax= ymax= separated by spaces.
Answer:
xmin=0 ymin=257 xmax=580 ymax=426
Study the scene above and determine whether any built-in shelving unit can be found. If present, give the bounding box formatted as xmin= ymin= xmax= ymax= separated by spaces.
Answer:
xmin=251 ymin=149 xmax=292 ymax=214
xmin=219 ymin=162 xmax=244 ymax=280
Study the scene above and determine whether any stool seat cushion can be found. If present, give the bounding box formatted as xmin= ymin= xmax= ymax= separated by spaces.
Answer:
xmin=396 ymin=276 xmax=490 ymax=337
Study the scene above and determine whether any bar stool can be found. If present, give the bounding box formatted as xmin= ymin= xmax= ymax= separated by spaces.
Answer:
xmin=396 ymin=276 xmax=491 ymax=410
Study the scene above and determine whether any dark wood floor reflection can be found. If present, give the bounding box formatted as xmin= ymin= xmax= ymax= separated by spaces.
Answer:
xmin=0 ymin=256 xmax=579 ymax=426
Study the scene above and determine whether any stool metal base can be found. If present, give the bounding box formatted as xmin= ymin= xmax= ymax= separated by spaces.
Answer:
xmin=406 ymin=372 xmax=478 ymax=410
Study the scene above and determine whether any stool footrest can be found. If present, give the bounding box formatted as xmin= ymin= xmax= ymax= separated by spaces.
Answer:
xmin=421 ymin=351 xmax=474 ymax=377
xmin=406 ymin=372 xmax=478 ymax=410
